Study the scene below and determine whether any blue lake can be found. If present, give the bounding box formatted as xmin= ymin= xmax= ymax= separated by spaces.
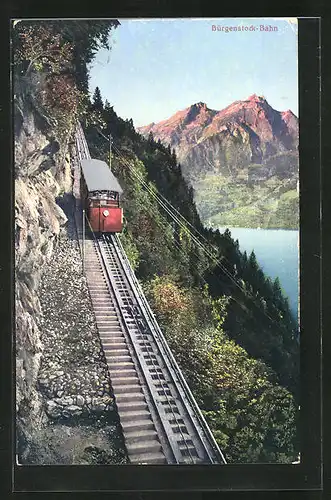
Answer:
xmin=219 ymin=227 xmax=299 ymax=319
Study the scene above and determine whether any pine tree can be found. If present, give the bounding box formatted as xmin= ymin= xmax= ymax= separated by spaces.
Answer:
xmin=249 ymin=250 xmax=258 ymax=271
xmin=92 ymin=86 xmax=103 ymax=111
xmin=223 ymin=228 xmax=232 ymax=240
xmin=273 ymin=277 xmax=283 ymax=303
xmin=172 ymin=148 xmax=177 ymax=165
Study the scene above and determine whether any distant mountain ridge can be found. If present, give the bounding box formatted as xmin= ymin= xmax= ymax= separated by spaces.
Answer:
xmin=138 ymin=95 xmax=299 ymax=229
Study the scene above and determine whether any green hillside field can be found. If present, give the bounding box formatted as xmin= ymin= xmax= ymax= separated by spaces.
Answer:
xmin=194 ymin=173 xmax=299 ymax=229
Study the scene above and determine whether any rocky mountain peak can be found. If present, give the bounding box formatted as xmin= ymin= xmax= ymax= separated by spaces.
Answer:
xmin=281 ymin=109 xmax=296 ymax=119
xmin=247 ymin=94 xmax=266 ymax=103
xmin=137 ymin=102 xmax=216 ymax=144
xmin=138 ymin=95 xmax=298 ymax=158
xmin=280 ymin=109 xmax=298 ymax=140
xmin=192 ymin=101 xmax=207 ymax=109
xmin=183 ymin=101 xmax=213 ymax=125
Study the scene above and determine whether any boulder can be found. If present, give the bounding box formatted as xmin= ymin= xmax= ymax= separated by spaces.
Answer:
xmin=45 ymin=400 xmax=61 ymax=418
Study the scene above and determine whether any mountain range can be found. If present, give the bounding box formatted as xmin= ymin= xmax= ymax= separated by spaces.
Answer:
xmin=138 ymin=94 xmax=299 ymax=228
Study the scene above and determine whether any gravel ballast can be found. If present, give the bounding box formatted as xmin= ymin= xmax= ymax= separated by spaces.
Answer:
xmin=22 ymin=195 xmax=129 ymax=464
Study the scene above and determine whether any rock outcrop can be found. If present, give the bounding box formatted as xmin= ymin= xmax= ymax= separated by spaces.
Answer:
xmin=15 ymin=77 xmax=71 ymax=445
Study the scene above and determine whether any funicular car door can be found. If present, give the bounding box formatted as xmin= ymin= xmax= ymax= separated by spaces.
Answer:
xmin=98 ymin=199 xmax=105 ymax=233
xmin=89 ymin=198 xmax=101 ymax=232
xmin=99 ymin=197 xmax=110 ymax=232
xmin=100 ymin=200 xmax=106 ymax=232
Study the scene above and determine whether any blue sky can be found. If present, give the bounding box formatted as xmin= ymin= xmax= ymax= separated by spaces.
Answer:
xmin=89 ymin=18 xmax=298 ymax=128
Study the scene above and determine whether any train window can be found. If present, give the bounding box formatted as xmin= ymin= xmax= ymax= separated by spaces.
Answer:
xmin=88 ymin=193 xmax=119 ymax=208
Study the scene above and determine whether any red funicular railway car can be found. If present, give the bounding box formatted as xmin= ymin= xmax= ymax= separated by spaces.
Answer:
xmin=80 ymin=158 xmax=123 ymax=233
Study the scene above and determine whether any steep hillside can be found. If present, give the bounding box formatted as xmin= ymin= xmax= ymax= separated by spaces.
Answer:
xmin=84 ymin=91 xmax=299 ymax=463
xmin=138 ymin=95 xmax=299 ymax=229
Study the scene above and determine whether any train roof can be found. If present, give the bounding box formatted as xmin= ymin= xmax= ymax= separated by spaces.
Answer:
xmin=80 ymin=158 xmax=123 ymax=194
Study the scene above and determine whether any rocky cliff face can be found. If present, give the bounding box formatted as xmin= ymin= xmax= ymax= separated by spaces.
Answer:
xmin=138 ymin=95 xmax=299 ymax=228
xmin=15 ymin=76 xmax=72 ymax=451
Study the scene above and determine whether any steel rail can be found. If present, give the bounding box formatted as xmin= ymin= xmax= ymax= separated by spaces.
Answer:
xmin=81 ymin=211 xmax=169 ymax=462
xmin=102 ymin=234 xmax=198 ymax=464
xmin=84 ymin=215 xmax=171 ymax=462
xmin=114 ymin=233 xmax=227 ymax=464
xmin=74 ymin=123 xmax=226 ymax=464
xmin=96 ymin=234 xmax=180 ymax=463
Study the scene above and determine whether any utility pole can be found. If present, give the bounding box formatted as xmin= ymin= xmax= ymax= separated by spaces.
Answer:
xmin=109 ymin=132 xmax=113 ymax=170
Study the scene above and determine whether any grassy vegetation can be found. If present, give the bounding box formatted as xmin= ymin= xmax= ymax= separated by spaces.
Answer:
xmin=143 ymin=276 xmax=298 ymax=463
xmin=194 ymin=173 xmax=299 ymax=229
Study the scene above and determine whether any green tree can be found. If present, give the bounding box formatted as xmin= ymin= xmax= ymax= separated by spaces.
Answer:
xmin=92 ymin=86 xmax=104 ymax=112
xmin=249 ymin=250 xmax=258 ymax=271
xmin=44 ymin=20 xmax=120 ymax=91
xmin=273 ymin=277 xmax=283 ymax=302
xmin=148 ymin=130 xmax=154 ymax=145
xmin=171 ymin=148 xmax=177 ymax=165
xmin=12 ymin=22 xmax=73 ymax=76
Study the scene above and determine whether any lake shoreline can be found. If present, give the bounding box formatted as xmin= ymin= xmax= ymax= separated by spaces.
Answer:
xmin=207 ymin=224 xmax=299 ymax=232
xmin=217 ymin=226 xmax=299 ymax=318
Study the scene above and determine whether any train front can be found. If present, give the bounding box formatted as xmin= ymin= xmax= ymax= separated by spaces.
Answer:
xmin=80 ymin=158 xmax=124 ymax=234
xmin=88 ymin=190 xmax=123 ymax=233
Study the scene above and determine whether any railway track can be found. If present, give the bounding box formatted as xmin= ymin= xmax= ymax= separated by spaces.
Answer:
xmin=74 ymin=123 xmax=227 ymax=465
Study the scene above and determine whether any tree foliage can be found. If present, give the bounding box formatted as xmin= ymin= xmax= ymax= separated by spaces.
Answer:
xmin=144 ymin=276 xmax=298 ymax=463
xmin=13 ymin=20 xmax=119 ymax=90
xmin=13 ymin=23 xmax=73 ymax=76
xmin=46 ymin=20 xmax=120 ymax=91
xmin=12 ymin=20 xmax=119 ymax=144
xmin=92 ymin=86 xmax=104 ymax=112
